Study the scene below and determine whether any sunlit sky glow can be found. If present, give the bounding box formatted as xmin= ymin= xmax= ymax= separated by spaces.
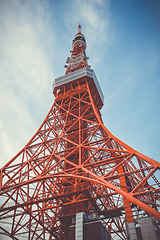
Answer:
xmin=0 ymin=0 xmax=160 ymax=168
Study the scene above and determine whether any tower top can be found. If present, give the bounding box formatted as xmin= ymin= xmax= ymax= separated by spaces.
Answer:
xmin=72 ymin=24 xmax=86 ymax=50
xmin=64 ymin=24 xmax=89 ymax=75
xmin=53 ymin=25 xmax=104 ymax=109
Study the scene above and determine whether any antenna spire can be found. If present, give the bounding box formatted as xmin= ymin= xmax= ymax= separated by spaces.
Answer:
xmin=78 ymin=23 xmax=81 ymax=33
xmin=64 ymin=24 xmax=90 ymax=74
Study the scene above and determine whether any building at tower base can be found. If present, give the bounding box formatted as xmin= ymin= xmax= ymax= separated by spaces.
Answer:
xmin=69 ymin=212 xmax=111 ymax=240
xmin=126 ymin=217 xmax=159 ymax=240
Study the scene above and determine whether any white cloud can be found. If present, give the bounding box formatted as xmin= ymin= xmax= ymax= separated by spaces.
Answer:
xmin=0 ymin=0 xmax=56 ymax=167
xmin=64 ymin=0 xmax=112 ymax=67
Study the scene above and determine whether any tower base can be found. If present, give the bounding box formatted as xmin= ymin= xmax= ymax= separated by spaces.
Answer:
xmin=69 ymin=212 xmax=111 ymax=240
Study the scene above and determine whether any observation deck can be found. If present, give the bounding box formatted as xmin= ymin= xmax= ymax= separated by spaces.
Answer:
xmin=53 ymin=67 xmax=104 ymax=110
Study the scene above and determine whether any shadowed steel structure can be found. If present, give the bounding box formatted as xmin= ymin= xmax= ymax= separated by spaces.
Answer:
xmin=0 ymin=25 xmax=160 ymax=240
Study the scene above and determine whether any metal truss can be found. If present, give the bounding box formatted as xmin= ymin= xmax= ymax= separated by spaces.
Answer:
xmin=0 ymin=77 xmax=160 ymax=240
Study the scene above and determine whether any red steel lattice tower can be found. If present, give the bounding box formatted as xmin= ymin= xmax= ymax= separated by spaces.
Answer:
xmin=0 ymin=25 xmax=160 ymax=240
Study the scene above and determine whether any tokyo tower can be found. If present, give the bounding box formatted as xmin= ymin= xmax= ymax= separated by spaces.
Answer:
xmin=0 ymin=25 xmax=160 ymax=240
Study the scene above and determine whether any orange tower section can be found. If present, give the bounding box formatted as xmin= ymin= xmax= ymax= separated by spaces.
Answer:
xmin=0 ymin=25 xmax=160 ymax=240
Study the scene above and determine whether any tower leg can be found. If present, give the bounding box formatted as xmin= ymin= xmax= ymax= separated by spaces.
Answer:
xmin=118 ymin=165 xmax=134 ymax=223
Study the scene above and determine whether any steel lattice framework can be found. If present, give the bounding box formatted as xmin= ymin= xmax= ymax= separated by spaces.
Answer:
xmin=0 ymin=25 xmax=160 ymax=240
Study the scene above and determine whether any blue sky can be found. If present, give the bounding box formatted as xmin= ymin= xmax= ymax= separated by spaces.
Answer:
xmin=0 ymin=0 xmax=160 ymax=168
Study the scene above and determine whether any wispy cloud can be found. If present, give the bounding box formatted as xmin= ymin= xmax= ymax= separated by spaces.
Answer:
xmin=0 ymin=0 xmax=56 ymax=166
xmin=64 ymin=0 xmax=112 ymax=67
